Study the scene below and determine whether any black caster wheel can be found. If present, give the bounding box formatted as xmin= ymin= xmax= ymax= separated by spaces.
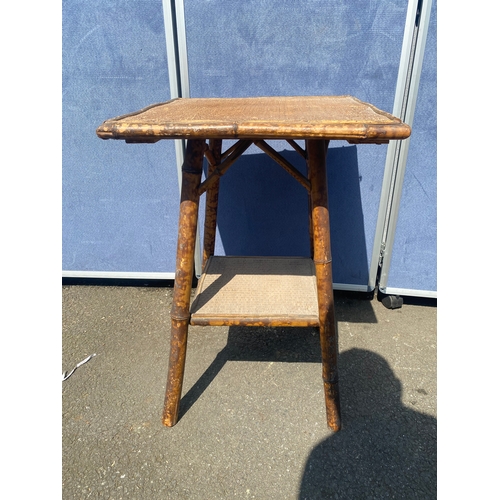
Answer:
xmin=381 ymin=294 xmax=403 ymax=309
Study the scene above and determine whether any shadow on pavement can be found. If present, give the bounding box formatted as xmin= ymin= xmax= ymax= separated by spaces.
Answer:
xmin=299 ymin=348 xmax=437 ymax=499
xmin=178 ymin=296 xmax=378 ymax=420
xmin=179 ymin=325 xmax=323 ymax=420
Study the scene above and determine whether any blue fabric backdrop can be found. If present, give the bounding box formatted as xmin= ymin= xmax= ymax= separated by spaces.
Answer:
xmin=62 ymin=0 xmax=436 ymax=294
xmin=184 ymin=0 xmax=408 ymax=288
xmin=385 ymin=1 xmax=437 ymax=294
xmin=62 ymin=0 xmax=179 ymax=274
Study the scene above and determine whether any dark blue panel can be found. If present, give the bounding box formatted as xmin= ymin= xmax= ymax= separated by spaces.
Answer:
xmin=386 ymin=2 xmax=437 ymax=293
xmin=62 ymin=0 xmax=179 ymax=273
xmin=185 ymin=0 xmax=407 ymax=287
xmin=212 ymin=144 xmax=369 ymax=287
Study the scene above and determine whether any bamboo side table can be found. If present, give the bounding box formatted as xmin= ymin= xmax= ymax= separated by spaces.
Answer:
xmin=96 ymin=96 xmax=411 ymax=431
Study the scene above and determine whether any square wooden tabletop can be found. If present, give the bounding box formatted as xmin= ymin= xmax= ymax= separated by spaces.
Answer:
xmin=96 ymin=95 xmax=410 ymax=144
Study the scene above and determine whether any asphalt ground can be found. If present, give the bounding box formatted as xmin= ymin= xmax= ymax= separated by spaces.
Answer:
xmin=62 ymin=285 xmax=436 ymax=499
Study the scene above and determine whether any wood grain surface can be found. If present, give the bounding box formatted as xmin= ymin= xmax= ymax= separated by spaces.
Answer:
xmin=96 ymin=95 xmax=411 ymax=143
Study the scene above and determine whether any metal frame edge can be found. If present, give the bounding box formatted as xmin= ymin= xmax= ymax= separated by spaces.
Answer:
xmin=370 ymin=0 xmax=434 ymax=295
xmin=162 ymin=0 xmax=202 ymax=277
xmin=379 ymin=0 xmax=433 ymax=292
xmin=62 ymin=270 xmax=176 ymax=280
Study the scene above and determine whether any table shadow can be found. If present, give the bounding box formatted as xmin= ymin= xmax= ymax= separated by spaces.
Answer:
xmin=178 ymin=324 xmax=323 ymax=420
xmin=213 ymin=144 xmax=370 ymax=287
xmin=178 ymin=294 xmax=378 ymax=419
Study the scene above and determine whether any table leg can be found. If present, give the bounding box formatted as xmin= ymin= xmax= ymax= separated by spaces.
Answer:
xmin=306 ymin=139 xmax=342 ymax=432
xmin=202 ymin=139 xmax=222 ymax=269
xmin=163 ymin=139 xmax=205 ymax=427
xmin=305 ymin=154 xmax=315 ymax=259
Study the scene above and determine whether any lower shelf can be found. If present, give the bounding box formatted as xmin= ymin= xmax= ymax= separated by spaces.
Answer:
xmin=190 ymin=256 xmax=320 ymax=327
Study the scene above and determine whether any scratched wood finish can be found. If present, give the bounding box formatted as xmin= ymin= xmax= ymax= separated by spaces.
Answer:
xmin=307 ymin=139 xmax=341 ymax=432
xmin=202 ymin=139 xmax=222 ymax=270
xmin=96 ymin=95 xmax=411 ymax=143
xmin=162 ymin=139 xmax=205 ymax=427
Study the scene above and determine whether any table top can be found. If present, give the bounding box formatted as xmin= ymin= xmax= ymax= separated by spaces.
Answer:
xmin=96 ymin=95 xmax=411 ymax=144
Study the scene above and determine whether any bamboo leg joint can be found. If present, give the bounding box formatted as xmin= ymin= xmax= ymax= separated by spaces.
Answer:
xmin=313 ymin=258 xmax=332 ymax=265
xmin=323 ymin=373 xmax=339 ymax=384
xmin=170 ymin=313 xmax=191 ymax=322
